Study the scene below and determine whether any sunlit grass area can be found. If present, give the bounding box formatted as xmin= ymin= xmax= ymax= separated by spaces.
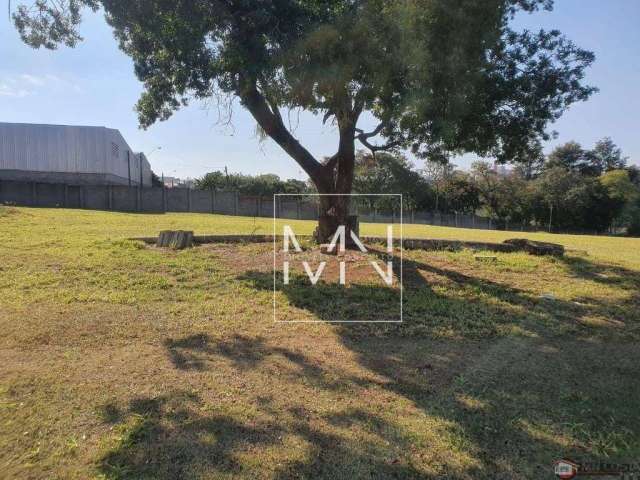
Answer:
xmin=1 ymin=207 xmax=639 ymax=479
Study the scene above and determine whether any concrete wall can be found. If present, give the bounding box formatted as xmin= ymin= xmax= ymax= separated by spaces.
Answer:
xmin=0 ymin=179 xmax=496 ymax=230
xmin=84 ymin=185 xmax=111 ymax=210
xmin=191 ymin=190 xmax=212 ymax=213
xmin=214 ymin=191 xmax=236 ymax=215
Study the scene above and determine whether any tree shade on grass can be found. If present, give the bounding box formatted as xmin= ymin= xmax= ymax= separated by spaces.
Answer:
xmin=1 ymin=208 xmax=640 ymax=478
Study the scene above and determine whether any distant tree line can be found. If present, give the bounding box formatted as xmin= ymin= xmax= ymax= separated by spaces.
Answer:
xmin=195 ymin=171 xmax=313 ymax=196
xmin=195 ymin=137 xmax=640 ymax=235
xmin=354 ymin=138 xmax=639 ymax=234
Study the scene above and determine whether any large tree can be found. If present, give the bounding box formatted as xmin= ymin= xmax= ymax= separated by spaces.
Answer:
xmin=544 ymin=141 xmax=594 ymax=174
xmin=591 ymin=137 xmax=628 ymax=174
xmin=353 ymin=151 xmax=432 ymax=211
xmin=14 ymin=0 xmax=596 ymax=240
xmin=470 ymin=162 xmax=532 ymax=227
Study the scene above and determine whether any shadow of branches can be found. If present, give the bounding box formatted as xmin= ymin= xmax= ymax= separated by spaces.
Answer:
xmin=97 ymin=250 xmax=640 ymax=479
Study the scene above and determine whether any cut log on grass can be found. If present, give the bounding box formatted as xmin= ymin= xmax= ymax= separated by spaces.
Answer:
xmin=156 ymin=230 xmax=194 ymax=249
xmin=503 ymin=238 xmax=564 ymax=256
xmin=474 ymin=255 xmax=497 ymax=262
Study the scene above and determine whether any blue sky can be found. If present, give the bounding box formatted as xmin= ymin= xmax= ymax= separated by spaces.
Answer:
xmin=1 ymin=0 xmax=638 ymax=180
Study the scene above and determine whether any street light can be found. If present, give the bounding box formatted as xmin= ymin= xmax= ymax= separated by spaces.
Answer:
xmin=146 ymin=146 xmax=162 ymax=157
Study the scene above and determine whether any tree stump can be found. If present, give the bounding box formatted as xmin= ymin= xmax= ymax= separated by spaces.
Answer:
xmin=156 ymin=230 xmax=194 ymax=249
xmin=503 ymin=238 xmax=564 ymax=256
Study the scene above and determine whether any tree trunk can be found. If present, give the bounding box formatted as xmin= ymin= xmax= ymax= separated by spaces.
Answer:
xmin=313 ymin=156 xmax=356 ymax=245
xmin=314 ymin=192 xmax=353 ymax=244
xmin=239 ymin=80 xmax=359 ymax=245
xmin=312 ymin=115 xmax=357 ymax=245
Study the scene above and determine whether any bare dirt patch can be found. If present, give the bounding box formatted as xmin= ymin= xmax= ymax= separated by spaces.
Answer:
xmin=202 ymin=241 xmax=403 ymax=286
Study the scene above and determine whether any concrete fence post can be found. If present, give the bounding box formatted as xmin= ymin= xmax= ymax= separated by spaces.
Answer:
xmin=108 ymin=185 xmax=113 ymax=211
xmin=210 ymin=188 xmax=215 ymax=214
xmin=187 ymin=188 xmax=192 ymax=213
xmin=162 ymin=186 xmax=167 ymax=213
xmin=296 ymin=198 xmax=301 ymax=220
xmin=234 ymin=191 xmax=239 ymax=215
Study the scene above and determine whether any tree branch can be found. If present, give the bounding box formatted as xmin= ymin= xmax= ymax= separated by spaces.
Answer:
xmin=355 ymin=122 xmax=385 ymax=140
xmin=239 ymin=79 xmax=324 ymax=182
xmin=355 ymin=123 xmax=400 ymax=154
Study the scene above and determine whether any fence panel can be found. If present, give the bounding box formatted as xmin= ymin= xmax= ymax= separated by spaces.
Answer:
xmin=167 ymin=188 xmax=189 ymax=212
xmin=111 ymin=185 xmax=137 ymax=212
xmin=213 ymin=191 xmax=236 ymax=215
xmin=259 ymin=197 xmax=274 ymax=217
xmin=141 ymin=188 xmax=164 ymax=213
xmin=66 ymin=185 xmax=82 ymax=209
xmin=190 ymin=190 xmax=211 ymax=213
xmin=82 ymin=185 xmax=108 ymax=210
xmin=238 ymin=195 xmax=259 ymax=217
xmin=34 ymin=183 xmax=65 ymax=207
xmin=278 ymin=199 xmax=299 ymax=219
xmin=1 ymin=179 xmax=520 ymax=233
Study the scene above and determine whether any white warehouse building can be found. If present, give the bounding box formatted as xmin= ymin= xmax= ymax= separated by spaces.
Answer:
xmin=0 ymin=122 xmax=152 ymax=187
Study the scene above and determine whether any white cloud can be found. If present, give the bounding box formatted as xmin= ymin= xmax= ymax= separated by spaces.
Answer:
xmin=20 ymin=74 xmax=46 ymax=86
xmin=0 ymin=82 xmax=31 ymax=98
xmin=0 ymin=73 xmax=83 ymax=96
xmin=44 ymin=73 xmax=84 ymax=93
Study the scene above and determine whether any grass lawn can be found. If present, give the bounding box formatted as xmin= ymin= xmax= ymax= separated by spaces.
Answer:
xmin=1 ymin=206 xmax=639 ymax=479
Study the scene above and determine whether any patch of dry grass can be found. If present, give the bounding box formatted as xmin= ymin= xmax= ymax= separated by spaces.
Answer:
xmin=1 ymin=208 xmax=639 ymax=479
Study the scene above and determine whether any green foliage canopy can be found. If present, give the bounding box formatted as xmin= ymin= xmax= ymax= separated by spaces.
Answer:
xmin=195 ymin=171 xmax=312 ymax=196
xmin=14 ymin=0 xmax=596 ymax=193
